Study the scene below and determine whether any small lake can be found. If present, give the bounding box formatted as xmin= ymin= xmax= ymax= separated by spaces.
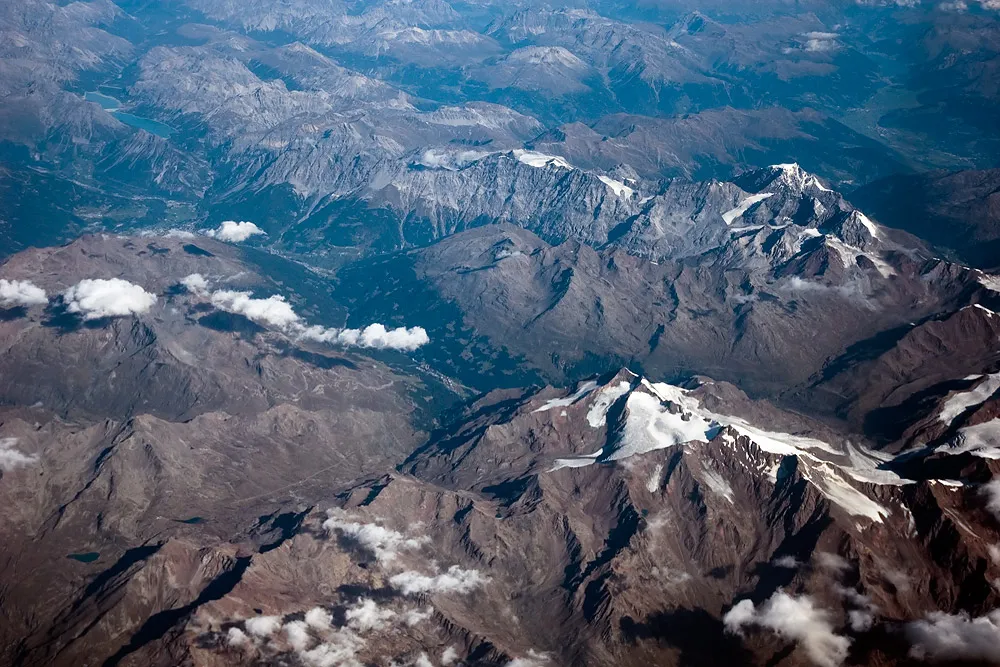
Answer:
xmin=84 ymin=91 xmax=121 ymax=110
xmin=83 ymin=91 xmax=175 ymax=138
xmin=112 ymin=112 xmax=175 ymax=138
xmin=67 ymin=552 xmax=100 ymax=563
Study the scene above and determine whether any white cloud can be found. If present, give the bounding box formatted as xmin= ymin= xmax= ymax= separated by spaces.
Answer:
xmin=299 ymin=323 xmax=430 ymax=351
xmin=0 ymin=279 xmax=47 ymax=307
xmin=299 ymin=628 xmax=365 ymax=667
xmin=774 ymin=555 xmax=801 ymax=569
xmin=206 ymin=220 xmax=266 ymax=243
xmin=226 ymin=627 xmax=250 ymax=648
xmin=906 ymin=610 xmax=1000 ymax=662
xmin=245 ymin=615 xmax=283 ymax=638
xmin=180 ymin=273 xmax=210 ymax=296
xmin=816 ymin=552 xmax=852 ymax=573
xmin=981 ymin=480 xmax=1000 ymax=520
xmin=210 ymin=290 xmax=301 ymax=329
xmin=285 ymin=620 xmax=313 ymax=651
xmin=323 ymin=510 xmax=429 ymax=564
xmin=724 ymin=591 xmax=851 ymax=667
xmin=402 ymin=607 xmax=433 ymax=626
xmin=802 ymin=31 xmax=840 ymax=52
xmin=0 ymin=437 xmax=38 ymax=471
xmin=416 ymin=148 xmax=491 ymax=170
xmin=305 ymin=607 xmax=332 ymax=630
xmin=848 ymin=610 xmax=874 ymax=632
xmin=206 ymin=290 xmax=430 ymax=351
xmin=389 ymin=565 xmax=487 ymax=595
xmin=835 ymin=585 xmax=877 ymax=632
xmin=505 ymin=650 xmax=550 ymax=667
xmin=345 ymin=599 xmax=397 ymax=632
xmin=64 ymin=278 xmax=157 ymax=320
xmin=412 ymin=653 xmax=434 ymax=667
xmin=441 ymin=647 xmax=459 ymax=665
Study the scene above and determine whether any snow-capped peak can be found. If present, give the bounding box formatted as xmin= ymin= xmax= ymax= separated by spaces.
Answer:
xmin=766 ymin=163 xmax=833 ymax=193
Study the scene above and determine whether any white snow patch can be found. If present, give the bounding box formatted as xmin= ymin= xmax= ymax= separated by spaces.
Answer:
xmin=549 ymin=451 xmax=603 ymax=472
xmin=973 ymin=303 xmax=997 ymax=317
xmin=938 ymin=373 xmax=1000 ymax=425
xmin=586 ymin=380 xmax=632 ymax=427
xmin=825 ymin=236 xmax=895 ymax=278
xmin=534 ymin=381 xmax=598 ymax=413
xmin=802 ymin=462 xmax=890 ymax=523
xmin=598 ymin=175 xmax=635 ymax=198
xmin=512 ymin=150 xmax=573 ymax=170
xmin=722 ymin=192 xmax=775 ymax=225
xmin=608 ymin=390 xmax=713 ymax=461
xmin=647 ymin=463 xmax=664 ymax=493
xmin=977 ymin=273 xmax=1000 ymax=294
xmin=938 ymin=418 xmax=1000 ymax=459
xmin=699 ymin=463 xmax=735 ymax=503
xmin=856 ymin=212 xmax=879 ymax=238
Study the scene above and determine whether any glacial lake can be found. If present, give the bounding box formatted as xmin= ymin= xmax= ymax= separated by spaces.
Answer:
xmin=67 ymin=552 xmax=100 ymax=563
xmin=84 ymin=91 xmax=175 ymax=138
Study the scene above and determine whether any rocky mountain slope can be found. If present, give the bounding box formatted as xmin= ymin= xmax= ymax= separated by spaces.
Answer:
xmin=851 ymin=169 xmax=1000 ymax=271
xmin=0 ymin=224 xmax=999 ymax=666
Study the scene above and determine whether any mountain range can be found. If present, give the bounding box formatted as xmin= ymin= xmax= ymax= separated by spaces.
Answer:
xmin=2 ymin=1 xmax=1000 ymax=666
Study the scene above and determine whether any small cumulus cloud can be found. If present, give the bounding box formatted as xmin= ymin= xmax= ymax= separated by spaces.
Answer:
xmin=299 ymin=323 xmax=430 ymax=351
xmin=0 ymin=279 xmax=47 ymax=307
xmin=815 ymin=551 xmax=852 ymax=574
xmin=345 ymin=599 xmax=397 ymax=632
xmin=305 ymin=607 xmax=333 ymax=630
xmin=299 ymin=628 xmax=365 ymax=667
xmin=505 ymin=649 xmax=550 ymax=667
xmin=906 ymin=610 xmax=1000 ymax=662
xmin=193 ymin=285 xmax=429 ymax=352
xmin=981 ymin=480 xmax=1000 ymax=520
xmin=180 ymin=273 xmax=210 ymax=296
xmin=225 ymin=598 xmax=439 ymax=667
xmin=205 ymin=220 xmax=266 ymax=243
xmin=323 ymin=510 xmax=429 ymax=564
xmin=402 ymin=607 xmax=433 ymax=626
xmin=441 ymin=646 xmax=459 ymax=665
xmin=0 ymin=437 xmax=38 ymax=471
xmin=724 ymin=591 xmax=851 ymax=667
xmin=226 ymin=627 xmax=250 ymax=648
xmin=835 ymin=585 xmax=878 ymax=632
xmin=415 ymin=148 xmax=492 ymax=170
xmin=389 ymin=565 xmax=487 ymax=595
xmin=245 ymin=615 xmax=283 ymax=638
xmin=64 ymin=278 xmax=157 ymax=320
xmin=210 ymin=290 xmax=301 ymax=329
xmin=803 ymin=31 xmax=840 ymax=52
xmin=285 ymin=620 xmax=313 ymax=651
xmin=773 ymin=555 xmax=801 ymax=569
